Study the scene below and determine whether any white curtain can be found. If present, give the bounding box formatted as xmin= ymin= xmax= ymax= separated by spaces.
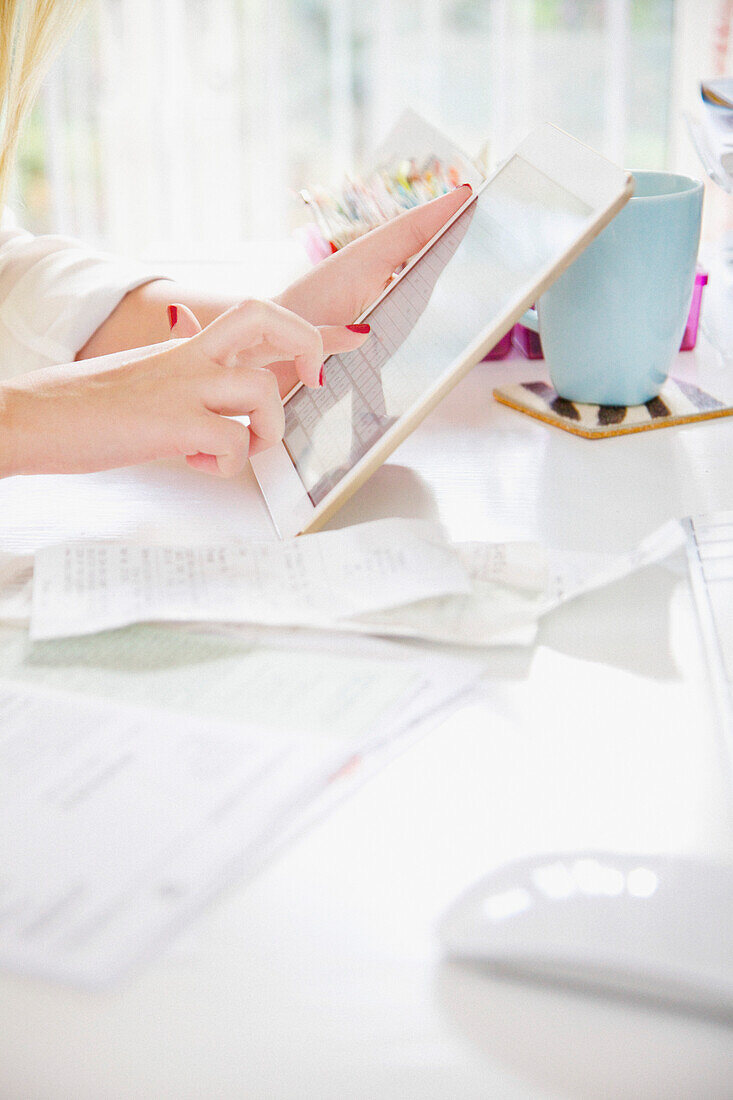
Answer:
xmin=15 ymin=0 xmax=681 ymax=260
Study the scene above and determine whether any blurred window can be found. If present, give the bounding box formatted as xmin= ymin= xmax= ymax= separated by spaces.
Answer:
xmin=13 ymin=0 xmax=676 ymax=258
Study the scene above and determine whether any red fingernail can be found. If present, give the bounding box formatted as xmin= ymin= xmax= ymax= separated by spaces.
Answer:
xmin=319 ymin=365 xmax=324 ymax=386
xmin=346 ymin=324 xmax=370 ymax=333
xmin=167 ymin=304 xmax=178 ymax=328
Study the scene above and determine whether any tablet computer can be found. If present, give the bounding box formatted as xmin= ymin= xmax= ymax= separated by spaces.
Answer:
xmin=251 ymin=124 xmax=634 ymax=538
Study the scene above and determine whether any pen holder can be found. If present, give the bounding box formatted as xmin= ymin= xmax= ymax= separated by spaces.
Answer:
xmin=512 ymin=268 xmax=709 ymax=360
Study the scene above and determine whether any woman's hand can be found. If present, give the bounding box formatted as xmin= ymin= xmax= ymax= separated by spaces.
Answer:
xmin=0 ymin=298 xmax=368 ymax=478
xmin=74 ymin=185 xmax=471 ymax=397
xmin=268 ymin=184 xmax=472 ymax=394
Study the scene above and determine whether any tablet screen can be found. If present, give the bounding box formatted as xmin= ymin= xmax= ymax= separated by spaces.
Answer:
xmin=283 ymin=153 xmax=592 ymax=506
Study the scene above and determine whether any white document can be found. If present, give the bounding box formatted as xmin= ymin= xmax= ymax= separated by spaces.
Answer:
xmin=0 ymin=621 xmax=469 ymax=746
xmin=343 ymin=521 xmax=686 ymax=646
xmin=33 ymin=627 xmax=485 ymax=769
xmin=543 ymin=519 xmax=686 ymax=606
xmin=0 ymin=552 xmax=33 ymax=622
xmin=0 ymin=639 xmax=481 ymax=987
xmin=0 ymin=678 xmax=345 ymax=986
xmin=30 ymin=518 xmax=471 ymax=641
xmin=26 ymin=521 xmax=685 ymax=647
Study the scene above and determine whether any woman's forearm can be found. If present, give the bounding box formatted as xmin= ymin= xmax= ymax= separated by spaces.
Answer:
xmin=74 ymin=279 xmax=240 ymax=360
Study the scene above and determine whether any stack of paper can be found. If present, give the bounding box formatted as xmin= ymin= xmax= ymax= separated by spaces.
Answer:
xmin=0 ymin=514 xmax=688 ymax=987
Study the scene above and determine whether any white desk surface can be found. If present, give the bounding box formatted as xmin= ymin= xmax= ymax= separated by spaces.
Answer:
xmin=3 ymin=289 xmax=733 ymax=1097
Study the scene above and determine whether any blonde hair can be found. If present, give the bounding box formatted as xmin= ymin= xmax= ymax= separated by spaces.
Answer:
xmin=0 ymin=0 xmax=86 ymax=205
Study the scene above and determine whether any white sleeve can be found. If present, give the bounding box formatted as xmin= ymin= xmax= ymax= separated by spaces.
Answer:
xmin=0 ymin=218 xmax=171 ymax=379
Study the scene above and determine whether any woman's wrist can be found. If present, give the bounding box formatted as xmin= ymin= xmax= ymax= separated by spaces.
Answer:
xmin=0 ymin=386 xmax=21 ymax=478
xmin=0 ymin=385 xmax=34 ymax=478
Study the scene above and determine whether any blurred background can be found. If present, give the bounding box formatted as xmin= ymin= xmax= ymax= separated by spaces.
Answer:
xmin=8 ymin=0 xmax=731 ymax=266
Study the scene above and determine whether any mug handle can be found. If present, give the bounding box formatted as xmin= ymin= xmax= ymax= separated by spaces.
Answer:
xmin=519 ymin=306 xmax=539 ymax=333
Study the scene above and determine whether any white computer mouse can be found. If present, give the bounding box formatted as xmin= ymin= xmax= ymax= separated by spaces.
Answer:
xmin=438 ymin=850 xmax=733 ymax=1020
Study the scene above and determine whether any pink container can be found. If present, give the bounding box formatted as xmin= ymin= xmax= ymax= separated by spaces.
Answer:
xmin=512 ymin=269 xmax=708 ymax=359
xmin=511 ymin=320 xmax=543 ymax=359
xmin=483 ymin=329 xmax=513 ymax=360
xmin=680 ymin=268 xmax=708 ymax=350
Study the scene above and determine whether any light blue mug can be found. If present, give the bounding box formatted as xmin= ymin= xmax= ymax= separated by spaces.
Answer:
xmin=521 ymin=170 xmax=704 ymax=407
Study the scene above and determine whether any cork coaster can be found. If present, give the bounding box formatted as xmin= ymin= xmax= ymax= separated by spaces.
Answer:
xmin=493 ymin=377 xmax=733 ymax=439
